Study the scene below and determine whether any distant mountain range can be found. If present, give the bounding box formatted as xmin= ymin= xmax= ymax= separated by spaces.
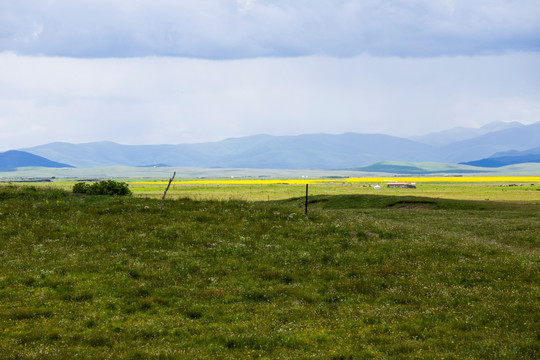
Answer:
xmin=438 ymin=122 xmax=540 ymax=163
xmin=409 ymin=121 xmax=524 ymax=146
xmin=19 ymin=133 xmax=439 ymax=169
xmin=352 ymin=161 xmax=491 ymax=175
xmin=3 ymin=121 xmax=538 ymax=171
xmin=0 ymin=150 xmax=73 ymax=171
xmin=461 ymin=146 xmax=540 ymax=168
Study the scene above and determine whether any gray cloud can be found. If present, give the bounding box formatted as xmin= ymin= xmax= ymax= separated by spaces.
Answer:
xmin=1 ymin=0 xmax=539 ymax=58
xmin=1 ymin=52 xmax=539 ymax=150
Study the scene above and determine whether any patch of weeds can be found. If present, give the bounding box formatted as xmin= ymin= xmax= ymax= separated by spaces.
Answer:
xmin=111 ymin=324 xmax=123 ymax=333
xmin=86 ymin=335 xmax=112 ymax=348
xmin=84 ymin=319 xmax=98 ymax=328
xmin=374 ymin=227 xmax=399 ymax=239
xmin=153 ymin=296 xmax=171 ymax=306
xmin=223 ymin=334 xmax=265 ymax=350
xmin=259 ymin=268 xmax=294 ymax=284
xmin=518 ymin=341 xmax=540 ymax=358
xmin=277 ymin=286 xmax=318 ymax=303
xmin=323 ymin=293 xmax=345 ymax=304
xmin=351 ymin=230 xmax=377 ymax=241
xmin=139 ymin=299 xmax=153 ymax=311
xmin=280 ymin=274 xmax=295 ymax=284
xmin=398 ymin=323 xmax=426 ymax=341
xmin=10 ymin=308 xmax=52 ymax=320
xmin=47 ymin=330 xmax=62 ymax=341
xmin=126 ymin=350 xmax=147 ymax=360
xmin=16 ymin=330 xmax=43 ymax=345
xmin=387 ymin=342 xmax=419 ymax=356
xmin=334 ymin=278 xmax=379 ymax=296
xmin=185 ymin=308 xmax=203 ymax=320
xmin=123 ymin=305 xmax=137 ymax=314
xmin=61 ymin=290 xmax=93 ymax=302
xmin=128 ymin=269 xmax=142 ymax=279
xmin=243 ymin=290 xmax=273 ymax=303
xmin=134 ymin=328 xmax=158 ymax=340
xmin=193 ymin=288 xmax=227 ymax=300
xmin=386 ymin=293 xmax=419 ymax=305
xmin=361 ymin=316 xmax=381 ymax=325
xmin=330 ymin=355 xmax=355 ymax=360
xmin=136 ymin=287 xmax=151 ymax=298
xmin=21 ymin=276 xmax=36 ymax=286
xmin=321 ymin=253 xmax=337 ymax=265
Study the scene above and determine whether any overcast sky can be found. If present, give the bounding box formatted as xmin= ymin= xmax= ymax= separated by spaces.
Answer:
xmin=1 ymin=0 xmax=540 ymax=150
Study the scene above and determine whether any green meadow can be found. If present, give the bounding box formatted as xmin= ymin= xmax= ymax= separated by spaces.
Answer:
xmin=0 ymin=182 xmax=538 ymax=359
xmin=129 ymin=181 xmax=540 ymax=203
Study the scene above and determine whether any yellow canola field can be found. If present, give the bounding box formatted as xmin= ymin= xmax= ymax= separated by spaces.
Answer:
xmin=134 ymin=176 xmax=540 ymax=185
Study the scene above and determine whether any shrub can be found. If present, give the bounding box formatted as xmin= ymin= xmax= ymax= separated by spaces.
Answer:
xmin=72 ymin=182 xmax=91 ymax=194
xmin=73 ymin=180 xmax=132 ymax=196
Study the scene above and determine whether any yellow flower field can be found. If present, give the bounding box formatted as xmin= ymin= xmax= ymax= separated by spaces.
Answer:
xmin=134 ymin=176 xmax=540 ymax=186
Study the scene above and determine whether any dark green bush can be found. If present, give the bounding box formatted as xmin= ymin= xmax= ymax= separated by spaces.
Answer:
xmin=73 ymin=180 xmax=131 ymax=196
xmin=72 ymin=182 xmax=91 ymax=194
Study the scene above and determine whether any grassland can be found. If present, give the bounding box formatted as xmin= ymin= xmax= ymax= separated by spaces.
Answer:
xmin=0 ymin=182 xmax=539 ymax=359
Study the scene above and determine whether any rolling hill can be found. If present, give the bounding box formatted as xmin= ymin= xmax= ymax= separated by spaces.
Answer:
xmin=0 ymin=150 xmax=74 ymax=171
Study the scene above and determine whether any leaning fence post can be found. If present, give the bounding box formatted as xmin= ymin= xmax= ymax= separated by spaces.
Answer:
xmin=160 ymin=171 xmax=176 ymax=213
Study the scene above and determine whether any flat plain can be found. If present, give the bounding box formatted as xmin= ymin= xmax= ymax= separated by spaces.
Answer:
xmin=0 ymin=181 xmax=538 ymax=359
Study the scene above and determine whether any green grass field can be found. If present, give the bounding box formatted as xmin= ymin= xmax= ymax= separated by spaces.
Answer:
xmin=129 ymin=181 xmax=540 ymax=203
xmin=0 ymin=183 xmax=539 ymax=359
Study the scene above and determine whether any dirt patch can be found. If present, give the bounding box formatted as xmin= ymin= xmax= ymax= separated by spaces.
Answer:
xmin=388 ymin=201 xmax=438 ymax=210
xmin=308 ymin=198 xmax=329 ymax=204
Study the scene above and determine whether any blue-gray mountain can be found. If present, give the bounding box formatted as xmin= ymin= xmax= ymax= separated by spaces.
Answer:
xmin=0 ymin=150 xmax=74 ymax=171
xmin=18 ymin=121 xmax=540 ymax=169
xmin=408 ymin=121 xmax=524 ymax=146
xmin=20 ymin=134 xmax=437 ymax=169
xmin=461 ymin=146 xmax=540 ymax=168
xmin=439 ymin=122 xmax=540 ymax=163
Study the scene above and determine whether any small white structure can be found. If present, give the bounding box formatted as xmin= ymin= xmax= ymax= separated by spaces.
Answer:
xmin=373 ymin=185 xmax=381 ymax=190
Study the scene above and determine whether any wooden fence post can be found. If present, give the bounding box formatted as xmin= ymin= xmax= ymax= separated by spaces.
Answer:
xmin=160 ymin=171 xmax=176 ymax=214
xmin=305 ymin=184 xmax=309 ymax=216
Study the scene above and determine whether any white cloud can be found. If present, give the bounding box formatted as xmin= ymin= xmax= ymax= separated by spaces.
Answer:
xmin=1 ymin=52 xmax=539 ymax=150
xmin=0 ymin=0 xmax=539 ymax=58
